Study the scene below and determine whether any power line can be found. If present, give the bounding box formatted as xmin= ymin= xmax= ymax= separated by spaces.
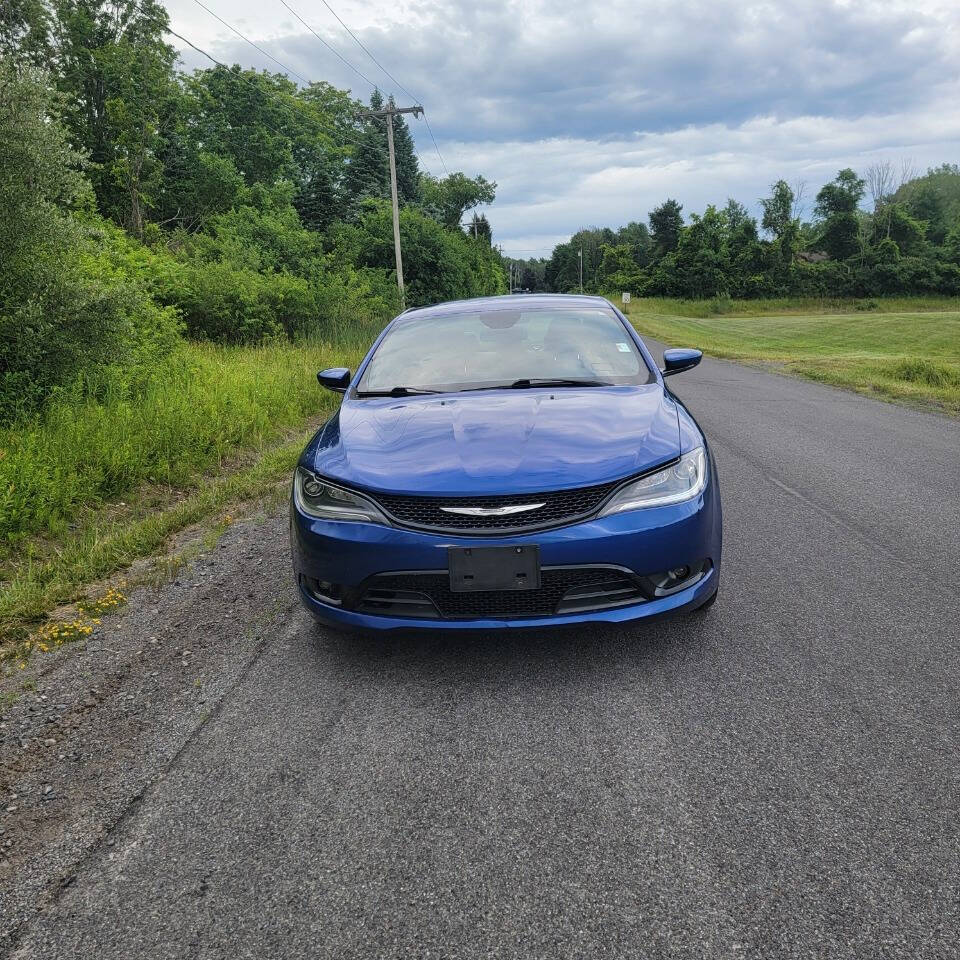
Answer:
xmin=307 ymin=0 xmax=452 ymax=176
xmin=270 ymin=0 xmax=437 ymax=178
xmin=419 ymin=111 xmax=449 ymax=176
xmin=190 ymin=0 xmax=311 ymax=86
xmin=314 ymin=0 xmax=419 ymax=103
xmin=274 ymin=0 xmax=379 ymax=91
xmin=178 ymin=1 xmax=372 ymax=151
xmin=131 ymin=0 xmax=368 ymax=153
xmin=413 ymin=149 xmax=434 ymax=179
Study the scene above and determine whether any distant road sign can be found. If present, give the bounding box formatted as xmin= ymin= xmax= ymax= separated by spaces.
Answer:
xmin=622 ymin=292 xmax=631 ymax=304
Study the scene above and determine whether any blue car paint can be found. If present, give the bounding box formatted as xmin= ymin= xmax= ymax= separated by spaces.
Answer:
xmin=291 ymin=294 xmax=722 ymax=631
xmin=302 ymin=386 xmax=681 ymax=496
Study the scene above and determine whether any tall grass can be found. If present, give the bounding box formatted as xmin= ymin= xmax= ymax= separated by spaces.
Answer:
xmin=0 ymin=428 xmax=317 ymax=647
xmin=619 ymin=297 xmax=960 ymax=414
xmin=625 ymin=295 xmax=960 ymax=319
xmin=0 ymin=335 xmax=375 ymax=543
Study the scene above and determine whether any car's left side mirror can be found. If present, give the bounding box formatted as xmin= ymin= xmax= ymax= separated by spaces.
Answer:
xmin=317 ymin=367 xmax=351 ymax=393
xmin=661 ymin=348 xmax=702 ymax=378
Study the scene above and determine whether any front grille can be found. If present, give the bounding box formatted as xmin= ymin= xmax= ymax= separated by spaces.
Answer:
xmin=370 ymin=480 xmax=621 ymax=533
xmin=354 ymin=567 xmax=646 ymax=620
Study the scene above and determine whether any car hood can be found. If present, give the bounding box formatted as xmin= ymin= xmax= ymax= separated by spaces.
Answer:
xmin=307 ymin=385 xmax=681 ymax=496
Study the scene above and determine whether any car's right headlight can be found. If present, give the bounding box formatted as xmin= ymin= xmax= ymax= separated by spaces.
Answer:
xmin=294 ymin=468 xmax=389 ymax=524
xmin=599 ymin=447 xmax=707 ymax=515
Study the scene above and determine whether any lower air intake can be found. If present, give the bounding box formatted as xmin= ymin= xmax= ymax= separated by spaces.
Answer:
xmin=354 ymin=567 xmax=646 ymax=620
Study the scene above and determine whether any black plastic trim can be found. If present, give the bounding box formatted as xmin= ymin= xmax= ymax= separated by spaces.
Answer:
xmin=344 ymin=460 xmax=682 ymax=537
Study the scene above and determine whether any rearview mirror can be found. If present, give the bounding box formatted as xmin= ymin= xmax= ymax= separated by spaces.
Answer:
xmin=661 ymin=348 xmax=702 ymax=378
xmin=317 ymin=367 xmax=351 ymax=393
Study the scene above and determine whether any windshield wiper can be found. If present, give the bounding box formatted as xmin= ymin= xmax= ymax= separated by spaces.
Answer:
xmin=355 ymin=385 xmax=446 ymax=398
xmin=456 ymin=378 xmax=613 ymax=392
xmin=508 ymin=378 xmax=612 ymax=388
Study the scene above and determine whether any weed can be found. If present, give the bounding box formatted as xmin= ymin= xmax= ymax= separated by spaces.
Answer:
xmin=0 ymin=337 xmax=371 ymax=543
xmin=886 ymin=358 xmax=960 ymax=388
xmin=708 ymin=293 xmax=733 ymax=315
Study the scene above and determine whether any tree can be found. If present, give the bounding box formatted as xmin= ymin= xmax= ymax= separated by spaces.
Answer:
xmin=420 ymin=172 xmax=496 ymax=229
xmin=649 ymin=199 xmax=683 ymax=256
xmin=1 ymin=0 xmax=53 ymax=66
xmin=388 ymin=96 xmax=420 ymax=204
xmin=943 ymin=224 xmax=960 ymax=265
xmin=671 ymin=205 xmax=730 ymax=298
xmin=340 ymin=91 xmax=420 ymax=211
xmin=330 ymin=199 xmax=505 ymax=306
xmin=723 ymin=198 xmax=751 ymax=233
xmin=865 ymin=160 xmax=894 ymax=212
xmin=614 ymin=221 xmax=653 ymax=267
xmin=52 ymin=0 xmax=179 ymax=235
xmin=0 ymin=63 xmax=177 ymax=417
xmin=183 ymin=67 xmax=300 ymax=188
xmin=879 ymin=204 xmax=926 ymax=256
xmin=896 ymin=163 xmax=960 ymax=246
xmin=761 ymin=180 xmax=799 ymax=274
xmin=814 ymin=168 xmax=865 ymax=261
xmin=596 ymin=243 xmax=643 ymax=292
xmin=342 ymin=91 xmax=389 ymax=209
xmin=465 ymin=212 xmax=492 ymax=243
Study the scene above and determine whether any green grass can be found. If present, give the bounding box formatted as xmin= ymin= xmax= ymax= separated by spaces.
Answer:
xmin=619 ymin=298 xmax=960 ymax=414
xmin=0 ymin=337 xmax=375 ymax=543
xmin=0 ymin=326 xmax=383 ymax=652
xmin=626 ymin=295 xmax=960 ymax=318
xmin=0 ymin=427 xmax=319 ymax=653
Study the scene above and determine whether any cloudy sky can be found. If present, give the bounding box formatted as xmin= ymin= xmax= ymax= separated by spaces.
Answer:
xmin=165 ymin=0 xmax=960 ymax=256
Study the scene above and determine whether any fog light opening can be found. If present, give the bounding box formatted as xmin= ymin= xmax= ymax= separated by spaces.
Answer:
xmin=303 ymin=576 xmax=343 ymax=606
xmin=643 ymin=560 xmax=708 ymax=598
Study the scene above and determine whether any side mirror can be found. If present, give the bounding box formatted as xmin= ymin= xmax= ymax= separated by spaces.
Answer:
xmin=661 ymin=348 xmax=702 ymax=378
xmin=317 ymin=367 xmax=351 ymax=393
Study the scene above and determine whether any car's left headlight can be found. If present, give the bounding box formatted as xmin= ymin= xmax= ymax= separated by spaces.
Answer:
xmin=599 ymin=447 xmax=707 ymax=515
xmin=294 ymin=468 xmax=389 ymax=524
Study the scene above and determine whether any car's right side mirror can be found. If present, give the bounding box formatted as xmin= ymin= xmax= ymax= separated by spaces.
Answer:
xmin=661 ymin=348 xmax=702 ymax=377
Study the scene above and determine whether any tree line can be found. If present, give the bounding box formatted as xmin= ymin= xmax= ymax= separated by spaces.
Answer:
xmin=0 ymin=0 xmax=505 ymax=421
xmin=510 ymin=164 xmax=960 ymax=300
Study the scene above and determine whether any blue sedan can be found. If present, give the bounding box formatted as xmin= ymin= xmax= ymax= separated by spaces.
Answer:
xmin=290 ymin=294 xmax=721 ymax=631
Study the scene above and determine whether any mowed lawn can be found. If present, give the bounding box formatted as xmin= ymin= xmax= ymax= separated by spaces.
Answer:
xmin=621 ymin=299 xmax=960 ymax=415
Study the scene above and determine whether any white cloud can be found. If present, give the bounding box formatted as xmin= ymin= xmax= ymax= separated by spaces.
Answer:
xmin=160 ymin=0 xmax=960 ymax=252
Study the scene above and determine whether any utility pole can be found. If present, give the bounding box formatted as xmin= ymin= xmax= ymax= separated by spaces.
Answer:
xmin=366 ymin=103 xmax=422 ymax=309
xmin=578 ymin=247 xmax=583 ymax=293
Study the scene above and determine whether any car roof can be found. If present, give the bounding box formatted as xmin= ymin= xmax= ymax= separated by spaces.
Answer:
xmin=397 ymin=293 xmax=615 ymax=322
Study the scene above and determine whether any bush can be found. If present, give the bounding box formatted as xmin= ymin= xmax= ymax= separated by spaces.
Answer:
xmin=0 ymin=67 xmax=180 ymax=422
xmin=144 ymin=188 xmax=400 ymax=344
xmin=707 ymin=293 xmax=733 ymax=315
xmin=329 ymin=200 xmax=506 ymax=307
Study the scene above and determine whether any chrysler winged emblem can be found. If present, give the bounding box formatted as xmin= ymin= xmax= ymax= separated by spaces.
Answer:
xmin=440 ymin=502 xmax=546 ymax=517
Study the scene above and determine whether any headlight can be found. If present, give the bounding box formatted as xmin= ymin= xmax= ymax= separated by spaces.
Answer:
xmin=599 ymin=447 xmax=707 ymax=515
xmin=294 ymin=468 xmax=389 ymax=524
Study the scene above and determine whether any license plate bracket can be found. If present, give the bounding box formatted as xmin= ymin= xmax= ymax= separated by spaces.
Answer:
xmin=448 ymin=545 xmax=541 ymax=593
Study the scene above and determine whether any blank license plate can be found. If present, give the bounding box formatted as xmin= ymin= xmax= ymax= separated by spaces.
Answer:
xmin=448 ymin=545 xmax=541 ymax=592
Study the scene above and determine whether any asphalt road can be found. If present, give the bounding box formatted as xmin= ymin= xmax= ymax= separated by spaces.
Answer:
xmin=5 ymin=346 xmax=960 ymax=958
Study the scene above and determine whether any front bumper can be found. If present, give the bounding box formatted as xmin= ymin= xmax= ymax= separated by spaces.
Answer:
xmin=290 ymin=470 xmax=721 ymax=632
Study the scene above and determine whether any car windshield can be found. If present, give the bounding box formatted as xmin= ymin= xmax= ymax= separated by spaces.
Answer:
xmin=356 ymin=306 xmax=655 ymax=394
